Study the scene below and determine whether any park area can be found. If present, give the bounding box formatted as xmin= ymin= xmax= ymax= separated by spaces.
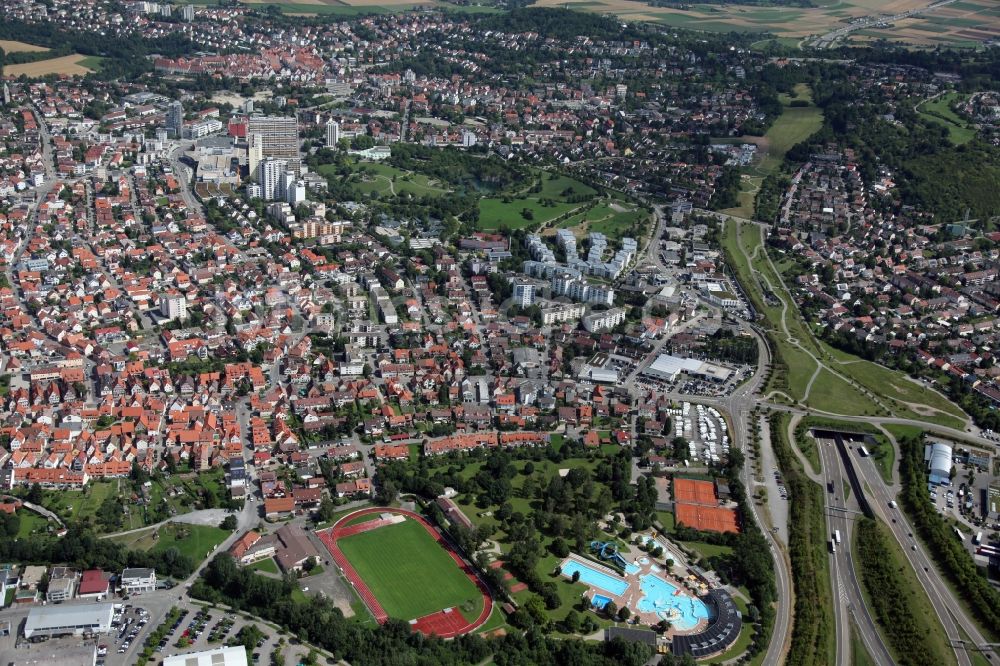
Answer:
xmin=318 ymin=508 xmax=491 ymax=637
xmin=721 ymin=219 xmax=969 ymax=429
xmin=477 ymin=173 xmax=597 ymax=230
xmin=551 ymin=198 xmax=649 ymax=242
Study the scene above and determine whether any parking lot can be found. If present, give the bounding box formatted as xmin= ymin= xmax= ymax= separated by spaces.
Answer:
xmin=137 ymin=601 xmax=318 ymax=666
xmin=0 ymin=594 xmax=326 ymax=666
xmin=110 ymin=604 xmax=149 ymax=657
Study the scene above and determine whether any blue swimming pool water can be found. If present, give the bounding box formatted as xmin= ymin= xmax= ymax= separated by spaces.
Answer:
xmin=624 ymin=563 xmax=640 ymax=575
xmin=562 ymin=560 xmax=629 ymax=596
xmin=636 ymin=574 xmax=710 ymax=631
xmin=591 ymin=594 xmax=612 ymax=609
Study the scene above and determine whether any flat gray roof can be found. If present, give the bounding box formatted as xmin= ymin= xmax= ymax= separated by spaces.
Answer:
xmin=163 ymin=645 xmax=249 ymax=666
xmin=24 ymin=602 xmax=114 ymax=636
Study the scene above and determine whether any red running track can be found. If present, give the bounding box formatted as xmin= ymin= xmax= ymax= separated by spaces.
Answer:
xmin=315 ymin=507 xmax=493 ymax=639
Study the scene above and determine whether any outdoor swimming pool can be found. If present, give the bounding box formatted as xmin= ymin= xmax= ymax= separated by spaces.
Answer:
xmin=625 ymin=563 xmax=640 ymax=575
xmin=591 ymin=594 xmax=612 ymax=609
xmin=561 ymin=559 xmax=629 ymax=597
xmin=636 ymin=574 xmax=710 ymax=631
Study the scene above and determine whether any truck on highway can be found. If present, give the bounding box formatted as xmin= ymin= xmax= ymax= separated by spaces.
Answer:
xmin=889 ymin=500 xmax=897 ymax=509
xmin=834 ymin=529 xmax=842 ymax=545
xmin=829 ymin=539 xmax=836 ymax=554
xmin=974 ymin=531 xmax=983 ymax=545
xmin=828 ymin=481 xmax=834 ymax=494
xmin=859 ymin=446 xmax=870 ymax=457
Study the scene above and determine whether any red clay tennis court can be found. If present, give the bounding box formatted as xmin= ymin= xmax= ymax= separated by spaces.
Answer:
xmin=675 ymin=503 xmax=740 ymax=534
xmin=673 ymin=477 xmax=718 ymax=505
xmin=316 ymin=507 xmax=493 ymax=638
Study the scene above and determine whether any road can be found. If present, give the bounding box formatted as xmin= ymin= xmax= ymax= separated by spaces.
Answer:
xmin=808 ymin=0 xmax=962 ymax=48
xmin=624 ymin=209 xmax=795 ymax=664
xmin=854 ymin=448 xmax=997 ymax=664
xmin=818 ymin=436 xmax=894 ymax=666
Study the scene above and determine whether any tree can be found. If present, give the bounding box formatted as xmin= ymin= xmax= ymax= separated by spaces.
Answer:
xmin=617 ymin=606 xmax=631 ymax=621
xmin=376 ymin=479 xmax=397 ymax=505
xmin=27 ymin=483 xmax=43 ymax=505
xmin=563 ymin=609 xmax=580 ymax=634
xmin=234 ymin=624 xmax=264 ymax=653
xmin=220 ymin=515 xmax=238 ymax=531
xmin=317 ymin=496 xmax=337 ymax=523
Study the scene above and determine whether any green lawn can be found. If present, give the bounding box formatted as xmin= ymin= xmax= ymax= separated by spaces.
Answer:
xmin=537 ymin=173 xmax=597 ymax=200
xmin=758 ymin=84 xmax=824 ymax=173
xmin=353 ymin=162 xmax=450 ymax=197
xmin=558 ymin=200 xmax=648 ymax=241
xmin=478 ymin=197 xmax=580 ymax=230
xmin=477 ymin=171 xmax=598 ymax=230
xmin=76 ymin=55 xmax=105 ymax=71
xmin=249 ymin=558 xmax=280 ymax=575
xmin=883 ymin=424 xmax=925 ymax=441
xmin=149 ymin=524 xmax=231 ymax=561
xmin=475 ymin=606 xmax=508 ymax=634
xmin=868 ymin=435 xmax=896 ymax=484
xmin=16 ymin=510 xmax=51 ymax=539
xmin=720 ymin=83 xmax=821 ymax=219
xmin=337 ymin=518 xmax=482 ymax=622
xmin=676 ymin=540 xmax=733 ymax=560
xmin=805 ymin=369 xmax=882 ymax=417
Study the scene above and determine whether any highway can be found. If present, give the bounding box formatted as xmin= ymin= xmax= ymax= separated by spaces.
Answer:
xmin=818 ymin=436 xmax=895 ymax=666
xmin=808 ymin=0 xmax=962 ymax=48
xmin=645 ymin=213 xmax=1000 ymax=663
xmin=854 ymin=448 xmax=997 ymax=664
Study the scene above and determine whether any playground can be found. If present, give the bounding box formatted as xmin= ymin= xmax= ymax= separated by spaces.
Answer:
xmin=316 ymin=507 xmax=492 ymax=638
xmin=559 ymin=539 xmax=713 ymax=632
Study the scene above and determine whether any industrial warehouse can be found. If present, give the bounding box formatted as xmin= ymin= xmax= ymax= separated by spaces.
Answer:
xmin=641 ymin=353 xmax=733 ymax=383
xmin=23 ymin=603 xmax=115 ymax=639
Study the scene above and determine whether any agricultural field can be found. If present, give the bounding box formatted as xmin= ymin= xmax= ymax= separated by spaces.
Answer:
xmin=181 ymin=0 xmax=495 ymax=15
xmin=337 ymin=518 xmax=483 ymax=622
xmin=2 ymin=54 xmax=99 ymax=78
xmin=846 ymin=0 xmax=1000 ymax=48
xmin=0 ymin=40 xmax=48 ymax=53
xmin=529 ymin=0 xmax=1000 ymax=49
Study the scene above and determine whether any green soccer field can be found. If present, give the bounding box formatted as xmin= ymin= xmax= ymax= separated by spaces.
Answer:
xmin=337 ymin=518 xmax=483 ymax=621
